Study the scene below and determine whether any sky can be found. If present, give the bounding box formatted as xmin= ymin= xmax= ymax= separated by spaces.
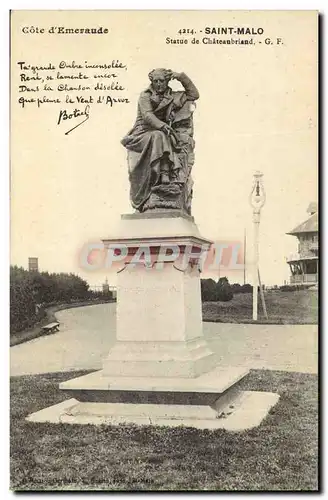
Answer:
xmin=10 ymin=10 xmax=318 ymax=287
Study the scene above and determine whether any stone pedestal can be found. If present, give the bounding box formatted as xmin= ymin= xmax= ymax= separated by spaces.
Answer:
xmin=28 ymin=211 xmax=279 ymax=430
xmin=101 ymin=211 xmax=217 ymax=378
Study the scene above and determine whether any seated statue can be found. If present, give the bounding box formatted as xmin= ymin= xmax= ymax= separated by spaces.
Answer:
xmin=121 ymin=68 xmax=199 ymax=214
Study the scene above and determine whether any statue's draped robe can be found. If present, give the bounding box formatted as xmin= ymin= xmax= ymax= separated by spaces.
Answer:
xmin=121 ymin=73 xmax=199 ymax=210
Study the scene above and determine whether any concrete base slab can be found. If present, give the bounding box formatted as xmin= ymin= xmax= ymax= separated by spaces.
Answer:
xmin=59 ymin=366 xmax=249 ymax=391
xmin=26 ymin=391 xmax=280 ymax=431
xmin=59 ymin=366 xmax=249 ymax=405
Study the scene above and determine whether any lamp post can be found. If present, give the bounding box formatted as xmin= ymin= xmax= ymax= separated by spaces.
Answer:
xmin=249 ymin=171 xmax=266 ymax=321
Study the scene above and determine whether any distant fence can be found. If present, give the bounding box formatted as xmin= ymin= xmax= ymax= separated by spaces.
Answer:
xmin=90 ymin=285 xmax=117 ymax=298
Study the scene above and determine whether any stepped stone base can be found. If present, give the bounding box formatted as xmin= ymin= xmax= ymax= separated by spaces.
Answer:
xmin=27 ymin=366 xmax=279 ymax=430
xmin=101 ymin=338 xmax=218 ymax=378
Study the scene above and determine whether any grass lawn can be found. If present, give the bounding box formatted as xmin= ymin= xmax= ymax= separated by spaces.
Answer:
xmin=203 ymin=290 xmax=318 ymax=324
xmin=10 ymin=369 xmax=318 ymax=491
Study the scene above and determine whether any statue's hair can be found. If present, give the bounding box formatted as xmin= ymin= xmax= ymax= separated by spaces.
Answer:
xmin=148 ymin=68 xmax=171 ymax=82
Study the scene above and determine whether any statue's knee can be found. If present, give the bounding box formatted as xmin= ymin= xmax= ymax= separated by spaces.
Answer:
xmin=151 ymin=130 xmax=164 ymax=141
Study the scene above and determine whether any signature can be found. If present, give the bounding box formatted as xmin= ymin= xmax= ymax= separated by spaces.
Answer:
xmin=57 ymin=105 xmax=90 ymax=135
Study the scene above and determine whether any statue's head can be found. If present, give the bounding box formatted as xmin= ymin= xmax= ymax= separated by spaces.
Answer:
xmin=148 ymin=68 xmax=171 ymax=95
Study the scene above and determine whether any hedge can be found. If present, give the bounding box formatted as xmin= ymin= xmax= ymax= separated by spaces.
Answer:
xmin=10 ymin=266 xmax=112 ymax=334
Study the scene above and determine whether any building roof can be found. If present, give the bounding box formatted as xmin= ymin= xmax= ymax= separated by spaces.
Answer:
xmin=287 ymin=211 xmax=318 ymax=235
xmin=286 ymin=255 xmax=318 ymax=263
xmin=307 ymin=202 xmax=318 ymax=215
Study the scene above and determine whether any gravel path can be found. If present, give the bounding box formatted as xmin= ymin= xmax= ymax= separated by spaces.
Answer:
xmin=10 ymin=303 xmax=317 ymax=376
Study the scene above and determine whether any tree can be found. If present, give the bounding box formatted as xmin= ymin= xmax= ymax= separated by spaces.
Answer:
xmin=10 ymin=266 xmax=37 ymax=332
xmin=201 ymin=278 xmax=217 ymax=301
xmin=216 ymin=277 xmax=234 ymax=302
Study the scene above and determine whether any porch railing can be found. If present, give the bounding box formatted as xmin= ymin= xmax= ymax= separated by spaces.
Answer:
xmin=290 ymin=274 xmax=318 ymax=284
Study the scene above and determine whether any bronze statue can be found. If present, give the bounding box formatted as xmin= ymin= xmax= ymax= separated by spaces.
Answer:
xmin=121 ymin=69 xmax=199 ymax=214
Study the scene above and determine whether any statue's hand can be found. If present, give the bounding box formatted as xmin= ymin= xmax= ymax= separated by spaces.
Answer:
xmin=166 ymin=70 xmax=181 ymax=81
xmin=161 ymin=124 xmax=174 ymax=136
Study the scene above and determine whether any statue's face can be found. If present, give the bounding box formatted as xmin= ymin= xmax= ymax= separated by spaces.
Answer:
xmin=151 ymin=73 xmax=168 ymax=94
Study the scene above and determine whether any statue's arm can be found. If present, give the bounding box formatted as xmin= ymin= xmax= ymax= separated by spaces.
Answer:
xmin=138 ymin=92 xmax=167 ymax=130
xmin=175 ymin=72 xmax=200 ymax=101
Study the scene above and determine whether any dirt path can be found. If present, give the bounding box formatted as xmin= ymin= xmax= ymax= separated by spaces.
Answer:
xmin=10 ymin=303 xmax=317 ymax=376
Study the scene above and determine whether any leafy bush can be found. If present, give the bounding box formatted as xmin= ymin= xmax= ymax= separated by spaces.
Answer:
xmin=231 ymin=283 xmax=242 ymax=293
xmin=89 ymin=289 xmax=114 ymax=301
xmin=10 ymin=266 xmax=92 ymax=333
xmin=280 ymin=284 xmax=310 ymax=292
xmin=10 ymin=271 xmax=38 ymax=333
xmin=216 ymin=277 xmax=234 ymax=302
xmin=231 ymin=283 xmax=253 ymax=294
xmin=201 ymin=278 xmax=217 ymax=301
xmin=201 ymin=277 xmax=234 ymax=302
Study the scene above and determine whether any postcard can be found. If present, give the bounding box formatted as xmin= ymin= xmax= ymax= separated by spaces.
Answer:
xmin=10 ymin=10 xmax=318 ymax=492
